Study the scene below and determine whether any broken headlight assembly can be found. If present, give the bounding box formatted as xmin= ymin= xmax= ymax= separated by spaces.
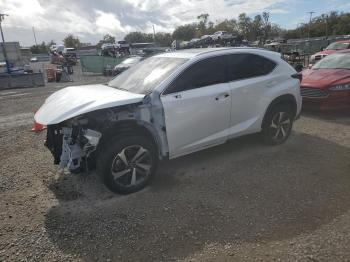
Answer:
xmin=46 ymin=117 xmax=102 ymax=174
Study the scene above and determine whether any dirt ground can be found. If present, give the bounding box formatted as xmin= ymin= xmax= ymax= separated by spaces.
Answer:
xmin=0 ymin=74 xmax=349 ymax=261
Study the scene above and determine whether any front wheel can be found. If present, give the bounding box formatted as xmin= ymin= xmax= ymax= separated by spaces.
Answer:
xmin=261 ymin=105 xmax=294 ymax=145
xmin=97 ymin=136 xmax=158 ymax=194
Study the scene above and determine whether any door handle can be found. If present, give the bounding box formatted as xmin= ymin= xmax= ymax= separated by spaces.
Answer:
xmin=215 ymin=93 xmax=230 ymax=101
xmin=174 ymin=94 xmax=182 ymax=99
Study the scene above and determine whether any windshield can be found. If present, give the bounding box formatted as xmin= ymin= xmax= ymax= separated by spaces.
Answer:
xmin=326 ymin=42 xmax=350 ymax=50
xmin=313 ymin=53 xmax=350 ymax=70
xmin=108 ymin=56 xmax=188 ymax=94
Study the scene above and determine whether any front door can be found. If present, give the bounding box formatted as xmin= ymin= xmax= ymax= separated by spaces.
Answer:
xmin=160 ymin=56 xmax=231 ymax=158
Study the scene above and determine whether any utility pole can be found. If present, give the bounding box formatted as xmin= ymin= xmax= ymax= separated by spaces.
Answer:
xmin=152 ymin=25 xmax=156 ymax=42
xmin=32 ymin=26 xmax=38 ymax=46
xmin=0 ymin=13 xmax=10 ymax=74
xmin=308 ymin=11 xmax=315 ymax=39
xmin=325 ymin=15 xmax=328 ymax=38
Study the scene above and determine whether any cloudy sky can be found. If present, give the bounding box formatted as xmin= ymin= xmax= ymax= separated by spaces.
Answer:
xmin=1 ymin=0 xmax=350 ymax=46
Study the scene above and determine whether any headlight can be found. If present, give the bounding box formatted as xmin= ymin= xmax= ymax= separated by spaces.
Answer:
xmin=329 ymin=83 xmax=350 ymax=91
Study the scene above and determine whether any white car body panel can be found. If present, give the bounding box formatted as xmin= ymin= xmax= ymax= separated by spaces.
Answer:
xmin=35 ymin=84 xmax=145 ymax=125
xmin=161 ymin=83 xmax=231 ymax=158
xmin=157 ymin=49 xmax=301 ymax=158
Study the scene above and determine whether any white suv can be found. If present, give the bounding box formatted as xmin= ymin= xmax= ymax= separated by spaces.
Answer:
xmin=35 ymin=48 xmax=302 ymax=194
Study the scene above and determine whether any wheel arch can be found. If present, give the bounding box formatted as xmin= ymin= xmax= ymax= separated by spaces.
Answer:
xmin=261 ymin=94 xmax=297 ymax=128
xmin=97 ymin=120 xmax=161 ymax=158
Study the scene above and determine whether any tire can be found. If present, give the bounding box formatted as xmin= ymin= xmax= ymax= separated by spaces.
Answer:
xmin=97 ymin=135 xmax=158 ymax=194
xmin=261 ymin=104 xmax=294 ymax=145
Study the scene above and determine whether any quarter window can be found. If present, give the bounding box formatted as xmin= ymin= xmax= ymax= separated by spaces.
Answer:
xmin=165 ymin=56 xmax=226 ymax=94
xmin=226 ymin=54 xmax=276 ymax=81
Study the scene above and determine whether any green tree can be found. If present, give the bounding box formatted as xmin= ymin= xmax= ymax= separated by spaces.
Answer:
xmin=154 ymin=32 xmax=173 ymax=47
xmin=97 ymin=34 xmax=116 ymax=48
xmin=214 ymin=19 xmax=238 ymax=34
xmin=172 ymin=24 xmax=197 ymax=41
xmin=197 ymin=13 xmax=210 ymax=36
xmin=124 ymin=32 xmax=153 ymax=43
xmin=238 ymin=13 xmax=252 ymax=40
xmin=63 ymin=34 xmax=81 ymax=49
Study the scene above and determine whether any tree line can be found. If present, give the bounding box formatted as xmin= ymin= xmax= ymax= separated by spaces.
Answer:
xmin=30 ymin=11 xmax=350 ymax=53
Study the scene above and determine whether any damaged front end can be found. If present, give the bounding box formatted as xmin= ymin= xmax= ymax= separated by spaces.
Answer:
xmin=45 ymin=119 xmax=101 ymax=174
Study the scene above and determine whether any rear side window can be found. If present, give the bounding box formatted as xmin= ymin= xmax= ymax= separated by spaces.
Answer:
xmin=226 ymin=54 xmax=276 ymax=81
xmin=164 ymin=56 xmax=226 ymax=94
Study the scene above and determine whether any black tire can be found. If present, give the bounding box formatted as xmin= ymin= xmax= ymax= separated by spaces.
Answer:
xmin=97 ymin=135 xmax=158 ymax=194
xmin=261 ymin=104 xmax=294 ymax=145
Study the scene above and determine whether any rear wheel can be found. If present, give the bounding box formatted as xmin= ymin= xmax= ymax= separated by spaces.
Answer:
xmin=97 ymin=136 xmax=158 ymax=194
xmin=262 ymin=105 xmax=294 ymax=145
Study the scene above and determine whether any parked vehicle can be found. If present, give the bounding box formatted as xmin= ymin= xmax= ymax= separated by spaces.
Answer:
xmin=301 ymin=49 xmax=350 ymax=110
xmin=30 ymin=57 xmax=38 ymax=62
xmin=211 ymin=31 xmax=233 ymax=41
xmin=63 ymin=47 xmax=78 ymax=65
xmin=35 ymin=48 xmax=302 ymax=194
xmin=113 ymin=56 xmax=143 ymax=75
xmin=310 ymin=40 xmax=350 ymax=65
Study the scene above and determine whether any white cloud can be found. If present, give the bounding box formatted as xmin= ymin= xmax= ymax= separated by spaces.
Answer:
xmin=0 ymin=0 xmax=291 ymax=46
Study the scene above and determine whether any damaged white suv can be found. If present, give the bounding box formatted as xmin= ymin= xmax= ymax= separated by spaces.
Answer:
xmin=35 ymin=48 xmax=302 ymax=194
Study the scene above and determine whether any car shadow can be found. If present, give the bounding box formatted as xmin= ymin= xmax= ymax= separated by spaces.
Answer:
xmin=44 ymin=132 xmax=350 ymax=261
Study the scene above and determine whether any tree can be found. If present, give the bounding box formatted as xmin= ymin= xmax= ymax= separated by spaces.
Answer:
xmin=238 ymin=13 xmax=252 ymax=40
xmin=262 ymin=12 xmax=271 ymax=41
xmin=30 ymin=40 xmax=56 ymax=54
xmin=154 ymin=32 xmax=173 ymax=47
xmin=172 ymin=24 xmax=197 ymax=41
xmin=97 ymin=34 xmax=116 ymax=48
xmin=197 ymin=13 xmax=210 ymax=36
xmin=214 ymin=19 xmax=238 ymax=34
xmin=124 ymin=31 xmax=153 ymax=44
xmin=63 ymin=34 xmax=82 ymax=49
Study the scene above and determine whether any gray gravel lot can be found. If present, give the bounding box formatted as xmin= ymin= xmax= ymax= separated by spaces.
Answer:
xmin=0 ymin=77 xmax=349 ymax=261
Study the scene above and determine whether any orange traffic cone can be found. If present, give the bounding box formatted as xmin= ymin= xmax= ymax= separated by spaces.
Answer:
xmin=31 ymin=111 xmax=46 ymax=132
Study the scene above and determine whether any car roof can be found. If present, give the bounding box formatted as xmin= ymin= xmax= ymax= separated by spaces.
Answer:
xmin=155 ymin=47 xmax=281 ymax=59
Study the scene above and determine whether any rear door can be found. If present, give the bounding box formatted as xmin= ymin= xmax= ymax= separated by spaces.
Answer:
xmin=161 ymin=56 xmax=231 ymax=158
xmin=225 ymin=53 xmax=278 ymax=137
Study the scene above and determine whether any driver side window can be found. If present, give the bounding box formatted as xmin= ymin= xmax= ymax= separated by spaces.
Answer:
xmin=164 ymin=56 xmax=226 ymax=95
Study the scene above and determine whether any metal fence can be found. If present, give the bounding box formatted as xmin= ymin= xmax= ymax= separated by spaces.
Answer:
xmin=80 ymin=56 xmax=124 ymax=74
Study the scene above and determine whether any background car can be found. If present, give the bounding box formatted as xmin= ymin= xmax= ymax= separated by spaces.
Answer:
xmin=301 ymin=49 xmax=350 ymax=110
xmin=310 ymin=40 xmax=350 ymax=65
xmin=211 ymin=31 xmax=233 ymax=41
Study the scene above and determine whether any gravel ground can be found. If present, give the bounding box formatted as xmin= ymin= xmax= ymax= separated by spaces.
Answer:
xmin=0 ymin=79 xmax=349 ymax=261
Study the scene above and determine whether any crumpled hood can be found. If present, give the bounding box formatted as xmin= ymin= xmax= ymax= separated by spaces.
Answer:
xmin=35 ymin=84 xmax=145 ymax=125
xmin=301 ymin=69 xmax=350 ymax=88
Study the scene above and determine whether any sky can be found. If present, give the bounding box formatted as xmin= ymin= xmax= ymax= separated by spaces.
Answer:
xmin=0 ymin=0 xmax=350 ymax=47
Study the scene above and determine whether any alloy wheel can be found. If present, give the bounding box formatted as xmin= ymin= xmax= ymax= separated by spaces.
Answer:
xmin=110 ymin=145 xmax=152 ymax=187
xmin=270 ymin=112 xmax=292 ymax=142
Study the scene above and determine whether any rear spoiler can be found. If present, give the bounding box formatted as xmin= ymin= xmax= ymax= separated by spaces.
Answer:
xmin=291 ymin=73 xmax=302 ymax=82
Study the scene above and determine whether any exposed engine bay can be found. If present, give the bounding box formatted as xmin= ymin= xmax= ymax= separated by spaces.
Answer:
xmin=46 ymin=121 xmax=102 ymax=173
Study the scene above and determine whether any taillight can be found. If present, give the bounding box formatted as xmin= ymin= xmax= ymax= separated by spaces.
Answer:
xmin=291 ymin=73 xmax=302 ymax=82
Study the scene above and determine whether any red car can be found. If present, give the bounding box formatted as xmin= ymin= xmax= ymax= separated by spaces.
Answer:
xmin=310 ymin=40 xmax=350 ymax=65
xmin=301 ymin=49 xmax=350 ymax=110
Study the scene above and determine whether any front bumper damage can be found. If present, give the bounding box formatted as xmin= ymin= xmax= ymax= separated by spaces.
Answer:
xmin=45 ymin=124 xmax=101 ymax=173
